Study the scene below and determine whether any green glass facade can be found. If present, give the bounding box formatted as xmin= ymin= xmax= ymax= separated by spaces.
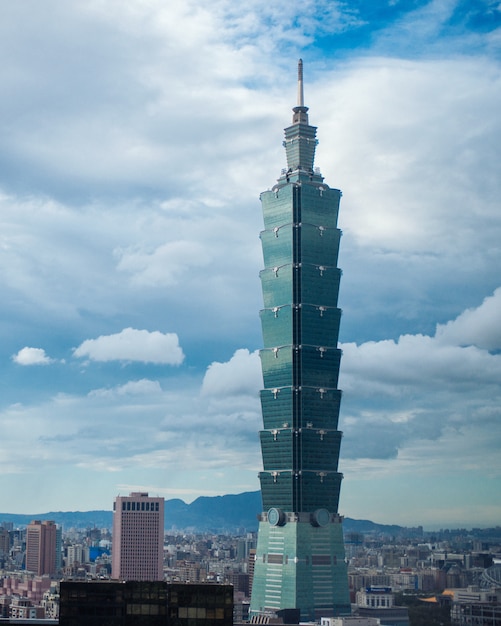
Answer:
xmin=250 ymin=61 xmax=351 ymax=621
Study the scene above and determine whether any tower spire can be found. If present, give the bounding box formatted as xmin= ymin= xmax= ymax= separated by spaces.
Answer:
xmin=284 ymin=59 xmax=318 ymax=175
xmin=292 ymin=59 xmax=309 ymax=125
xmin=297 ymin=58 xmax=304 ymax=107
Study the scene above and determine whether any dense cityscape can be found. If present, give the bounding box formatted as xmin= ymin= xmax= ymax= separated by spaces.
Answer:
xmin=1 ymin=507 xmax=500 ymax=625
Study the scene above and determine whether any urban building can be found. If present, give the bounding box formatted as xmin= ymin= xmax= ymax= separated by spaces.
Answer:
xmin=355 ymin=606 xmax=410 ymax=626
xmin=356 ymin=586 xmax=394 ymax=609
xmin=59 ymin=580 xmax=233 ymax=626
xmin=0 ymin=575 xmax=52 ymax=605
xmin=25 ymin=520 xmax=57 ymax=576
xmin=56 ymin=524 xmax=63 ymax=572
xmin=451 ymin=586 xmax=501 ymax=626
xmin=41 ymin=585 xmax=60 ymax=620
xmin=321 ymin=617 xmax=380 ymax=626
xmin=112 ymin=492 xmax=164 ymax=581
xmin=249 ymin=60 xmax=350 ymax=621
xmin=0 ymin=527 xmax=10 ymax=557
xmin=8 ymin=597 xmax=45 ymax=620
xmin=451 ymin=602 xmax=501 ymax=626
xmin=248 ymin=548 xmax=256 ymax=597
xmin=353 ymin=586 xmax=409 ymax=626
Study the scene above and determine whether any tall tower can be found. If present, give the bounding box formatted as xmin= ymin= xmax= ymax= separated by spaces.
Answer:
xmin=112 ymin=492 xmax=164 ymax=581
xmin=249 ymin=61 xmax=351 ymax=621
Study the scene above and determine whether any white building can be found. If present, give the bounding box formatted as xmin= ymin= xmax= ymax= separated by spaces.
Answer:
xmin=356 ymin=586 xmax=394 ymax=609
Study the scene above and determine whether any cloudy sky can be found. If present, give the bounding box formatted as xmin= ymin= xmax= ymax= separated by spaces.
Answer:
xmin=1 ymin=0 xmax=500 ymax=529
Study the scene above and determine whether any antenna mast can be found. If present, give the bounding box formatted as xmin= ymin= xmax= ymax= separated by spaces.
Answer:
xmin=297 ymin=58 xmax=304 ymax=107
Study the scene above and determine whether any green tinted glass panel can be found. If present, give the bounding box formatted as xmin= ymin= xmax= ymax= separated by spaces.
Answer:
xmin=299 ymin=430 xmax=342 ymax=471
xmin=300 ymin=223 xmax=340 ymax=266
xmin=300 ymin=472 xmax=342 ymax=512
xmin=299 ymin=185 xmax=340 ymax=228
xmin=261 ymin=224 xmax=294 ymax=268
xmin=299 ymin=346 xmax=341 ymax=388
xmin=260 ymin=430 xmax=293 ymax=470
xmin=300 ymin=304 xmax=341 ymax=347
xmin=300 ymin=265 xmax=341 ymax=307
xmin=298 ymin=387 xmax=342 ymax=430
xmin=260 ymin=387 xmax=294 ymax=429
xmin=284 ymin=123 xmax=317 ymax=171
xmin=260 ymin=306 xmax=293 ymax=347
xmin=260 ymin=348 xmax=293 ymax=388
xmin=259 ymin=471 xmax=294 ymax=510
xmin=260 ymin=266 xmax=293 ymax=308
xmin=261 ymin=187 xmax=294 ymax=230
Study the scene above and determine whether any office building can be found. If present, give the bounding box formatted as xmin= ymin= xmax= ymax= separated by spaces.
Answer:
xmin=0 ymin=528 xmax=10 ymax=557
xmin=59 ymin=581 xmax=233 ymax=626
xmin=249 ymin=60 xmax=350 ymax=621
xmin=112 ymin=492 xmax=164 ymax=581
xmin=25 ymin=520 xmax=57 ymax=576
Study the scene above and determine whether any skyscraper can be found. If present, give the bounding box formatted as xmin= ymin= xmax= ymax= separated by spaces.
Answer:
xmin=25 ymin=520 xmax=57 ymax=576
xmin=249 ymin=61 xmax=351 ymax=621
xmin=112 ymin=492 xmax=164 ymax=581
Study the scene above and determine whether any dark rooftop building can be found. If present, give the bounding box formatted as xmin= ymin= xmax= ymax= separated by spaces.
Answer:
xmin=59 ymin=581 xmax=233 ymax=626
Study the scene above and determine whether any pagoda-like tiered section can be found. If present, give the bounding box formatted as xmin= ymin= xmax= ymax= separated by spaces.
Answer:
xmin=249 ymin=61 xmax=351 ymax=622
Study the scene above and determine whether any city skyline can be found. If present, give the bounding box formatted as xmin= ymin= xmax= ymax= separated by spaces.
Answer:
xmin=1 ymin=0 xmax=500 ymax=529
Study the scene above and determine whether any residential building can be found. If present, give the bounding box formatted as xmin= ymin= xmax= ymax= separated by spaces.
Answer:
xmin=9 ymin=596 xmax=45 ymax=620
xmin=0 ymin=575 xmax=52 ymax=604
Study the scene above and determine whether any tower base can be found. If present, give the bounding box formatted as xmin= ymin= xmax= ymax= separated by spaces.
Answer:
xmin=250 ymin=512 xmax=351 ymax=622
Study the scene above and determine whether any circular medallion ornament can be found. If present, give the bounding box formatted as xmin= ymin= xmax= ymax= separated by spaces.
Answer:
xmin=267 ymin=507 xmax=285 ymax=526
xmin=311 ymin=508 xmax=330 ymax=527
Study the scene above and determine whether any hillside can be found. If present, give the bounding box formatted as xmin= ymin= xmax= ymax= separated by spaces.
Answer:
xmin=1 ymin=491 xmax=408 ymax=534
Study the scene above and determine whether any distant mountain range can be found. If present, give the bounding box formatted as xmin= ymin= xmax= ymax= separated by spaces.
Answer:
xmin=0 ymin=490 xmax=412 ymax=535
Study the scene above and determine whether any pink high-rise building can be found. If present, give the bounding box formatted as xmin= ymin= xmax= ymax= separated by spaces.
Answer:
xmin=25 ymin=520 xmax=57 ymax=576
xmin=112 ymin=492 xmax=164 ymax=581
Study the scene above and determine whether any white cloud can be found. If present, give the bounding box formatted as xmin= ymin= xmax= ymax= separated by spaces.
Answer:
xmin=435 ymin=287 xmax=501 ymax=351
xmin=0 ymin=361 xmax=262 ymax=496
xmin=339 ymin=289 xmax=501 ymax=468
xmin=73 ymin=328 xmax=184 ymax=364
xmin=116 ymin=240 xmax=212 ymax=287
xmin=315 ymin=57 xmax=501 ymax=254
xmin=202 ymin=348 xmax=262 ymax=397
xmin=89 ymin=379 xmax=163 ymax=397
xmin=12 ymin=347 xmax=54 ymax=366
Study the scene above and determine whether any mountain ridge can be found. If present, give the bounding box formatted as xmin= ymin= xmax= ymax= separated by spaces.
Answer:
xmin=0 ymin=490 xmax=409 ymax=535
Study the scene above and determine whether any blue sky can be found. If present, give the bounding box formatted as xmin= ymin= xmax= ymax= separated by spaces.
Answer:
xmin=1 ymin=0 xmax=500 ymax=529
